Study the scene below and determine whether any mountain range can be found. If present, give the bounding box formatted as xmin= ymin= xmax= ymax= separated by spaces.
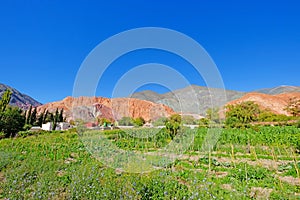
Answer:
xmin=1 ymin=83 xmax=299 ymax=120
xmin=131 ymin=85 xmax=245 ymax=115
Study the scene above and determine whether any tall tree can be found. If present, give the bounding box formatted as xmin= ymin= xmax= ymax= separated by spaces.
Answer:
xmin=165 ymin=114 xmax=181 ymax=139
xmin=58 ymin=108 xmax=64 ymax=122
xmin=0 ymin=107 xmax=25 ymax=137
xmin=30 ymin=107 xmax=37 ymax=125
xmin=0 ymin=89 xmax=12 ymax=120
xmin=132 ymin=117 xmax=145 ymax=127
xmin=52 ymin=108 xmax=59 ymax=130
xmin=0 ymin=90 xmax=25 ymax=137
xmin=43 ymin=110 xmax=49 ymax=124
xmin=206 ymin=107 xmax=220 ymax=123
xmin=26 ymin=105 xmax=32 ymax=125
xmin=37 ymin=109 xmax=45 ymax=126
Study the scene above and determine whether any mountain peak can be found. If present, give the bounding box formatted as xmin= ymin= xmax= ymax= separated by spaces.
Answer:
xmin=0 ymin=83 xmax=42 ymax=109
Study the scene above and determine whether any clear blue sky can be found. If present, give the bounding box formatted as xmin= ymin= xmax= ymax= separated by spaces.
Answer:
xmin=0 ymin=1 xmax=299 ymax=103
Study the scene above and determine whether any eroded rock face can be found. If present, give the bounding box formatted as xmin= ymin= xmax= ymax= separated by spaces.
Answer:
xmin=226 ymin=92 xmax=300 ymax=115
xmin=37 ymin=96 xmax=175 ymax=122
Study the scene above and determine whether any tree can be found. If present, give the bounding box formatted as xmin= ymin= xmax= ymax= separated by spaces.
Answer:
xmin=37 ymin=110 xmax=45 ymax=127
xmin=52 ymin=108 xmax=59 ymax=130
xmin=97 ymin=118 xmax=111 ymax=126
xmin=132 ymin=117 xmax=145 ymax=127
xmin=30 ymin=107 xmax=37 ymax=125
xmin=199 ymin=117 xmax=210 ymax=127
xmin=206 ymin=107 xmax=220 ymax=123
xmin=25 ymin=105 xmax=32 ymax=125
xmin=225 ymin=101 xmax=261 ymax=127
xmin=118 ymin=116 xmax=134 ymax=126
xmin=58 ymin=108 xmax=64 ymax=122
xmin=285 ymin=98 xmax=300 ymax=117
xmin=0 ymin=107 xmax=25 ymax=137
xmin=0 ymin=90 xmax=25 ymax=137
xmin=0 ymin=89 xmax=12 ymax=119
xmin=165 ymin=114 xmax=181 ymax=139
xmin=43 ymin=110 xmax=49 ymax=123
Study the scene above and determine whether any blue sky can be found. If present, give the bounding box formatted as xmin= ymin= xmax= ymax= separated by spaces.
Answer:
xmin=0 ymin=0 xmax=299 ymax=103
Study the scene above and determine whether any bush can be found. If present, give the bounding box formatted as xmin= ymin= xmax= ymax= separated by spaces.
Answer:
xmin=118 ymin=117 xmax=134 ymax=126
xmin=132 ymin=117 xmax=145 ymax=127
xmin=0 ymin=132 xmax=5 ymax=139
xmin=199 ymin=118 xmax=210 ymax=128
xmin=0 ymin=106 xmax=25 ymax=138
xmin=17 ymin=130 xmax=36 ymax=138
xmin=165 ymin=114 xmax=181 ymax=139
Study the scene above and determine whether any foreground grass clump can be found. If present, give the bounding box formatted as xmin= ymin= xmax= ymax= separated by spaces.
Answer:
xmin=0 ymin=127 xmax=300 ymax=199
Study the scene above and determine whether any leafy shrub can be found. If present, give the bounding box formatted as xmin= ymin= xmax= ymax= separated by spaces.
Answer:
xmin=0 ymin=131 xmax=5 ymax=139
xmin=230 ymin=164 xmax=270 ymax=181
xmin=132 ymin=117 xmax=145 ymax=127
xmin=118 ymin=116 xmax=134 ymax=126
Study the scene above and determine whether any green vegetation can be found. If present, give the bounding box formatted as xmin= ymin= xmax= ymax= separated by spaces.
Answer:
xmin=1 ymin=91 xmax=300 ymax=199
xmin=206 ymin=107 xmax=221 ymax=123
xmin=225 ymin=101 xmax=260 ymax=127
xmin=118 ymin=116 xmax=145 ymax=127
xmin=24 ymin=107 xmax=64 ymax=130
xmin=0 ymin=90 xmax=25 ymax=137
xmin=0 ymin=126 xmax=299 ymax=199
xmin=132 ymin=117 xmax=145 ymax=127
xmin=165 ymin=114 xmax=181 ymax=139
xmin=118 ymin=116 xmax=134 ymax=126
xmin=225 ymin=101 xmax=300 ymax=128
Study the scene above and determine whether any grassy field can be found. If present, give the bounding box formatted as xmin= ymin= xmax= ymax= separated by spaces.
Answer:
xmin=0 ymin=126 xmax=300 ymax=199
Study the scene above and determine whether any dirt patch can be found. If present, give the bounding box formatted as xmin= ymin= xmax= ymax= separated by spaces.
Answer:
xmin=221 ymin=184 xmax=233 ymax=191
xmin=214 ymin=171 xmax=228 ymax=178
xmin=115 ymin=168 xmax=123 ymax=175
xmin=277 ymin=175 xmax=300 ymax=186
xmin=176 ymin=178 xmax=189 ymax=187
xmin=56 ymin=170 xmax=66 ymax=177
xmin=70 ymin=152 xmax=79 ymax=158
xmin=0 ymin=172 xmax=5 ymax=182
xmin=64 ymin=157 xmax=77 ymax=164
xmin=250 ymin=187 xmax=273 ymax=199
xmin=214 ymin=157 xmax=292 ymax=170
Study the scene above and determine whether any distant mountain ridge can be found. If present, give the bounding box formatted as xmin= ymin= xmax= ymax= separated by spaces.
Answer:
xmin=131 ymin=85 xmax=300 ymax=115
xmin=131 ymin=85 xmax=245 ymax=115
xmin=254 ymin=85 xmax=300 ymax=95
xmin=0 ymin=83 xmax=42 ymax=110
xmin=1 ymin=83 xmax=299 ymax=117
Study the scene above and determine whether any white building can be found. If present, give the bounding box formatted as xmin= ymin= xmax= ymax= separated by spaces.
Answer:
xmin=42 ymin=122 xmax=52 ymax=131
xmin=58 ymin=122 xmax=71 ymax=130
xmin=41 ymin=122 xmax=71 ymax=131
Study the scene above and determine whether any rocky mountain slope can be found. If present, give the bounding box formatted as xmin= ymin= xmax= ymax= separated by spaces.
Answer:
xmin=226 ymin=92 xmax=300 ymax=115
xmin=36 ymin=96 xmax=175 ymax=122
xmin=0 ymin=83 xmax=41 ymax=110
xmin=131 ymin=85 xmax=245 ymax=115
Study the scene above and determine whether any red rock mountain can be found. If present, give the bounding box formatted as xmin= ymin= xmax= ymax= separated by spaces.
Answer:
xmin=37 ymin=96 xmax=175 ymax=122
xmin=226 ymin=92 xmax=300 ymax=115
